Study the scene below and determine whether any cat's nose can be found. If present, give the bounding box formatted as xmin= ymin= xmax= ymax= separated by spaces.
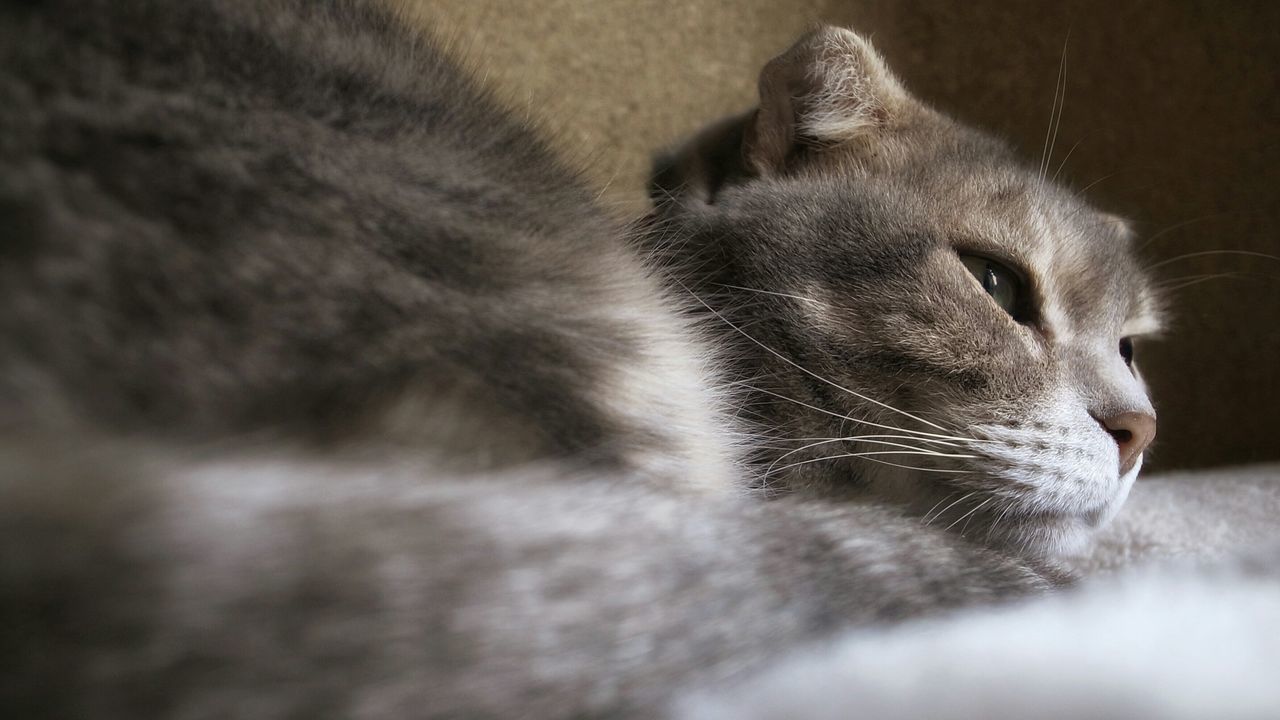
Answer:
xmin=1097 ymin=411 xmax=1156 ymax=475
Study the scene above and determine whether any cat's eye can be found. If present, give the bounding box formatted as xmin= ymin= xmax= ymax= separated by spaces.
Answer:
xmin=960 ymin=255 xmax=1022 ymax=318
xmin=1119 ymin=337 xmax=1134 ymax=366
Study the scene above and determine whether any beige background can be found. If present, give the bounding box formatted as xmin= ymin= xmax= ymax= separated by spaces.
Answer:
xmin=396 ymin=0 xmax=1279 ymax=471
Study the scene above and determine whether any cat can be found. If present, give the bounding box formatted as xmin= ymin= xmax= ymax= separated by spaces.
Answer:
xmin=0 ymin=0 xmax=1158 ymax=717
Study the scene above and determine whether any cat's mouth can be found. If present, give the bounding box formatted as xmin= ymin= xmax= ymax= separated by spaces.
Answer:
xmin=877 ymin=435 xmax=1141 ymax=559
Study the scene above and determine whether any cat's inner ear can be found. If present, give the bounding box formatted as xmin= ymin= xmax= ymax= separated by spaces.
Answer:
xmin=745 ymin=27 xmax=912 ymax=176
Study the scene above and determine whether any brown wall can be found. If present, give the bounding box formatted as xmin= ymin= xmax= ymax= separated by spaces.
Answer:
xmin=400 ymin=0 xmax=1280 ymax=471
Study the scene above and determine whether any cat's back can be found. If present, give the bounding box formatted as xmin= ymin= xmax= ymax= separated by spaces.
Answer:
xmin=0 ymin=0 xmax=735 ymax=488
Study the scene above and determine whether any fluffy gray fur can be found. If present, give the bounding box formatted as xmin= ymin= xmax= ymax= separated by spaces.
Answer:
xmin=0 ymin=1 xmax=1171 ymax=718
xmin=1 ymin=441 xmax=1052 ymax=718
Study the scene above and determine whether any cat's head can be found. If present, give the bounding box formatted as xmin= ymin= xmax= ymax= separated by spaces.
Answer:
xmin=646 ymin=27 xmax=1162 ymax=558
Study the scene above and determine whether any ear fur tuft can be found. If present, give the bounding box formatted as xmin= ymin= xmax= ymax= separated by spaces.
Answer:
xmin=746 ymin=27 xmax=911 ymax=175
xmin=650 ymin=26 xmax=914 ymax=206
xmin=792 ymin=28 xmax=909 ymax=147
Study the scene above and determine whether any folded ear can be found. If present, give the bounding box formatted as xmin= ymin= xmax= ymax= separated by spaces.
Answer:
xmin=650 ymin=27 xmax=915 ymax=207
xmin=746 ymin=26 xmax=912 ymax=175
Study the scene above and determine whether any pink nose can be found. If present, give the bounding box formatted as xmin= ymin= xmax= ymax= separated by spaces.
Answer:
xmin=1098 ymin=411 xmax=1157 ymax=474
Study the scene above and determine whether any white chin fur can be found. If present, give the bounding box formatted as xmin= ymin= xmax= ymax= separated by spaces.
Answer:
xmin=1096 ymin=454 xmax=1141 ymax=525
xmin=1006 ymin=456 xmax=1143 ymax=559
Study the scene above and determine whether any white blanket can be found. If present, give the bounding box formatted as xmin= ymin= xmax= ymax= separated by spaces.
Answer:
xmin=1073 ymin=463 xmax=1280 ymax=573
xmin=678 ymin=465 xmax=1280 ymax=720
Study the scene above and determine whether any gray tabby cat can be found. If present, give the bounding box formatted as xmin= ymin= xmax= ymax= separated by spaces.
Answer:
xmin=0 ymin=1 xmax=1156 ymax=718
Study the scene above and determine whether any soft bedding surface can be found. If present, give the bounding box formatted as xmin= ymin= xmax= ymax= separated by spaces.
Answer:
xmin=677 ymin=465 xmax=1280 ymax=720
xmin=1071 ymin=463 xmax=1280 ymax=574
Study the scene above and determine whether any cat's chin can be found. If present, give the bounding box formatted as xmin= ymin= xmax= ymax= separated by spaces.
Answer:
xmin=986 ymin=513 xmax=1100 ymax=559
xmin=868 ymin=457 xmax=1141 ymax=560
xmin=981 ymin=462 xmax=1141 ymax=559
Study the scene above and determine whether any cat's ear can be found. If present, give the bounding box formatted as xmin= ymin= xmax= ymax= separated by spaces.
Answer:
xmin=744 ymin=26 xmax=912 ymax=176
xmin=649 ymin=111 xmax=754 ymax=207
xmin=650 ymin=27 xmax=913 ymax=207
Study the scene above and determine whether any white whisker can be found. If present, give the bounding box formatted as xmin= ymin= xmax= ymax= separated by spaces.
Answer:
xmin=921 ymin=491 xmax=961 ymax=527
xmin=923 ymin=490 xmax=978 ymax=527
xmin=737 ymin=383 xmax=993 ymax=445
xmin=1136 ymin=213 xmax=1227 ymax=251
xmin=766 ymin=452 xmax=970 ymax=477
xmin=1040 ymin=30 xmax=1070 ymax=179
xmin=1050 ymin=136 xmax=1083 ymax=183
xmin=712 ymin=283 xmax=826 ymax=305
xmin=787 ymin=434 xmax=971 ymax=449
xmin=764 ymin=436 xmax=977 ymax=478
xmin=1156 ymin=273 xmax=1247 ymax=292
xmin=948 ymin=496 xmax=995 ymax=535
xmin=1147 ymin=249 xmax=1280 ymax=270
xmin=985 ymin=497 xmax=1019 ymax=543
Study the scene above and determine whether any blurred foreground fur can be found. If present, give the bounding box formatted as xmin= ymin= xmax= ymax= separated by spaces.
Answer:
xmin=0 ymin=1 xmax=1053 ymax=715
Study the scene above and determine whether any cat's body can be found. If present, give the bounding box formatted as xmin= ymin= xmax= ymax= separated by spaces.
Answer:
xmin=1 ymin=1 xmax=1167 ymax=718
xmin=0 ymin=0 xmax=735 ymax=489
xmin=3 ymin=442 xmax=1057 ymax=718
